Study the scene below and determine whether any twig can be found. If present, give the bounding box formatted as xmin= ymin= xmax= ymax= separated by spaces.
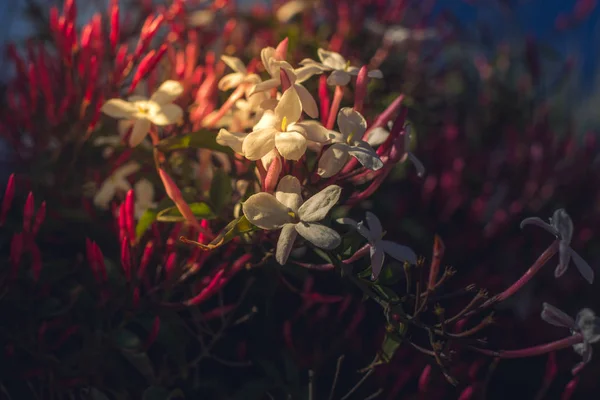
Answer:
xmin=328 ymin=355 xmax=345 ymax=400
xmin=308 ymin=369 xmax=315 ymax=400
xmin=364 ymin=388 xmax=383 ymax=400
xmin=341 ymin=369 xmax=373 ymax=400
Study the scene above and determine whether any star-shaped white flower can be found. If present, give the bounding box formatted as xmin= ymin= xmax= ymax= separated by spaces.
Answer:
xmin=541 ymin=303 xmax=600 ymax=374
xmin=249 ymin=49 xmax=319 ymax=117
xmin=337 ymin=212 xmax=417 ymax=280
xmin=242 ymin=175 xmax=342 ymax=265
xmin=101 ymin=80 xmax=184 ymax=147
xmin=93 ymin=162 xmax=140 ymax=209
xmin=317 ymin=107 xmax=383 ymax=178
xmin=297 ymin=48 xmax=383 ymax=86
xmin=133 ymin=179 xmax=158 ymax=219
xmin=366 ymin=123 xmax=425 ymax=177
xmin=218 ymin=55 xmax=262 ymax=91
xmin=520 ymin=208 xmax=594 ymax=283
xmin=241 ymin=87 xmax=331 ymax=161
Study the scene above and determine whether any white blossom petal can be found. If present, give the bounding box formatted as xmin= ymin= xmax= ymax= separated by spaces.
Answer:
xmin=365 ymin=212 xmax=383 ymax=239
xmin=571 ymin=250 xmax=595 ymax=284
xmin=367 ymin=69 xmax=384 ymax=79
xmin=541 ymin=302 xmax=576 ymax=328
xmin=253 ymin=110 xmax=278 ymax=130
xmin=216 ymin=129 xmax=246 ymax=154
xmin=261 ymin=47 xmax=277 ymax=76
xmin=380 ymin=240 xmax=417 ymax=264
xmin=129 ymin=119 xmax=152 ymax=147
xmin=147 ymin=104 xmax=183 ymax=126
xmin=317 ymin=143 xmax=351 ymax=178
xmin=221 ymin=55 xmax=247 ymax=74
xmin=150 ymin=80 xmax=184 ymax=104
xmin=336 ymin=217 xmax=359 ymax=228
xmin=242 ymin=192 xmax=292 ymax=229
xmin=260 ymin=149 xmax=279 ymax=170
xmin=294 ymin=65 xmax=326 ymax=83
xmin=250 ymin=78 xmax=280 ymax=95
xmin=347 ymin=141 xmax=383 ymax=171
xmin=114 ymin=162 xmax=141 ymax=178
xmin=298 ymin=185 xmax=342 ymax=222
xmin=294 ymin=121 xmax=335 ymax=143
xmin=94 ymin=182 xmax=118 ymax=209
xmin=519 ymin=217 xmax=559 ymax=236
xmin=317 ymin=49 xmax=347 ymax=70
xmin=242 ymin=127 xmax=277 ymax=160
xmin=338 ymin=107 xmax=367 ymax=138
xmin=552 ymin=209 xmax=574 ymax=244
xmin=218 ymin=72 xmax=246 ymax=91
xmin=101 ymin=99 xmax=138 ymax=119
xmin=555 ymin=241 xmax=572 ymax=278
xmin=276 ymin=223 xmax=299 ymax=264
xmin=406 ymin=152 xmax=426 ymax=177
xmin=295 ymin=222 xmax=341 ymax=249
xmin=370 ymin=245 xmax=385 ymax=280
xmin=275 ymin=130 xmax=307 ymax=160
xmin=275 ymin=88 xmax=302 ymax=125
xmin=327 ymin=70 xmax=352 ymax=86
xmin=275 ymin=175 xmax=303 ymax=213
xmin=366 ymin=127 xmax=390 ymax=147
xmin=294 ymin=83 xmax=319 ymax=118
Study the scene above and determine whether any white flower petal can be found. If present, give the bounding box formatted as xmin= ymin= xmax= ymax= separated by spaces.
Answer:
xmin=555 ymin=240 xmax=572 ymax=278
xmin=150 ymin=80 xmax=184 ymax=104
xmin=221 ymin=55 xmax=247 ymax=74
xmin=276 ymin=0 xmax=307 ymax=23
xmin=253 ymin=110 xmax=278 ymax=130
xmin=294 ymin=65 xmax=326 ymax=83
xmin=294 ymin=121 xmax=335 ymax=143
xmin=218 ymin=72 xmax=246 ymax=91
xmin=365 ymin=212 xmax=383 ymax=239
xmin=147 ymin=104 xmax=183 ymax=126
xmin=327 ymin=70 xmax=352 ymax=86
xmin=317 ymin=49 xmax=347 ymax=70
xmin=571 ymin=249 xmax=595 ymax=284
xmin=366 ymin=127 xmax=390 ymax=147
xmin=114 ymin=162 xmax=141 ymax=178
xmin=242 ymin=192 xmax=292 ymax=230
xmin=101 ymin=99 xmax=138 ymax=119
xmin=357 ymin=221 xmax=375 ymax=242
xmin=407 ymin=152 xmax=426 ymax=177
xmin=94 ymin=181 xmax=118 ymax=209
xmin=348 ymin=141 xmax=384 ymax=171
xmin=552 ymin=209 xmax=574 ymax=244
xmin=250 ymin=78 xmax=280 ymax=95
xmin=519 ymin=217 xmax=559 ymax=236
xmin=336 ymin=217 xmax=359 ymax=228
xmin=370 ymin=245 xmax=385 ymax=280
xmin=298 ymin=185 xmax=342 ymax=222
xmin=541 ymin=302 xmax=576 ymax=328
xmin=216 ymin=129 xmax=246 ymax=154
xmin=242 ymin=127 xmax=277 ymax=160
xmin=294 ymin=83 xmax=319 ymax=118
xmin=338 ymin=107 xmax=367 ymax=138
xmin=260 ymin=149 xmax=279 ymax=170
xmin=129 ymin=119 xmax=151 ymax=147
xmin=317 ymin=143 xmax=351 ymax=178
xmin=367 ymin=69 xmax=384 ymax=79
xmin=380 ymin=240 xmax=417 ymax=264
xmin=134 ymin=179 xmax=154 ymax=204
xmin=275 ymin=175 xmax=303 ymax=213
xmin=275 ymin=88 xmax=302 ymax=125
xmin=118 ymin=120 xmax=135 ymax=136
xmin=275 ymin=130 xmax=307 ymax=160
xmin=295 ymin=222 xmax=341 ymax=249
xmin=276 ymin=223 xmax=299 ymax=265
xmin=261 ymin=47 xmax=277 ymax=76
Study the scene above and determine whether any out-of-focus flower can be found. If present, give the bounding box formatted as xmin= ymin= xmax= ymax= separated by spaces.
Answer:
xmin=250 ymin=50 xmax=318 ymax=117
xmin=241 ymin=87 xmax=330 ymax=161
xmin=218 ymin=56 xmax=261 ymax=91
xmin=133 ymin=179 xmax=157 ymax=219
xmin=276 ymin=0 xmax=308 ymax=23
xmin=101 ymin=80 xmax=184 ymax=147
xmin=243 ymin=176 xmax=341 ymax=265
xmin=337 ymin=212 xmax=417 ymax=280
xmin=298 ymin=49 xmax=383 ymax=86
xmin=317 ymin=108 xmax=383 ymax=178
xmin=364 ymin=20 xmax=437 ymax=46
xmin=520 ymin=209 xmax=594 ymax=283
xmin=93 ymin=162 xmax=140 ymax=209
xmin=541 ymin=303 xmax=600 ymax=373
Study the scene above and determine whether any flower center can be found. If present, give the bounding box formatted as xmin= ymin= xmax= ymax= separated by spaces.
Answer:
xmin=346 ymin=131 xmax=355 ymax=145
xmin=137 ymin=105 xmax=149 ymax=115
xmin=281 ymin=116 xmax=288 ymax=132
xmin=344 ymin=60 xmax=351 ymax=71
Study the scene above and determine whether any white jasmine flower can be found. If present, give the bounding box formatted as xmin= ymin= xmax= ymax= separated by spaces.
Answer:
xmin=242 ymin=175 xmax=342 ymax=265
xmin=93 ymin=162 xmax=140 ymax=209
xmin=520 ymin=209 xmax=594 ymax=283
xmin=133 ymin=179 xmax=157 ymax=219
xmin=101 ymin=80 xmax=184 ymax=147
xmin=241 ymin=87 xmax=330 ymax=161
xmin=276 ymin=0 xmax=308 ymax=23
xmin=317 ymin=108 xmax=383 ymax=178
xmin=250 ymin=50 xmax=319 ymax=117
xmin=298 ymin=48 xmax=383 ymax=86
xmin=218 ymin=55 xmax=262 ymax=91
xmin=541 ymin=303 xmax=600 ymax=373
xmin=337 ymin=211 xmax=417 ymax=280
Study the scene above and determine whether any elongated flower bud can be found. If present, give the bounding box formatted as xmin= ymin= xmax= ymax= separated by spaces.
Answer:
xmin=138 ymin=241 xmax=154 ymax=279
xmin=353 ymin=66 xmax=368 ymax=114
xmin=274 ymin=37 xmax=289 ymax=60
xmin=264 ymin=154 xmax=282 ymax=193
xmin=23 ymin=192 xmax=35 ymax=233
xmin=120 ymin=237 xmax=132 ymax=281
xmin=165 ymin=253 xmax=177 ymax=281
xmin=428 ymin=235 xmax=444 ymax=290
xmin=32 ymin=201 xmax=46 ymax=236
xmin=0 ymin=173 xmax=15 ymax=225
xmin=158 ymin=168 xmax=200 ymax=230
xmin=109 ymin=0 xmax=120 ymax=54
xmin=125 ymin=190 xmax=135 ymax=245
xmin=10 ymin=233 xmax=23 ymax=279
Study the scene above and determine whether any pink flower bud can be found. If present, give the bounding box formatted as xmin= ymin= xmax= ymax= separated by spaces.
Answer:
xmin=561 ymin=377 xmax=579 ymax=400
xmin=125 ymin=190 xmax=135 ymax=244
xmin=0 ymin=173 xmax=16 ymax=226
xmin=118 ymin=202 xmax=127 ymax=242
xmin=353 ymin=66 xmax=368 ymax=114
xmin=32 ymin=201 xmax=46 ymax=236
xmin=109 ymin=0 xmax=120 ymax=54
xmin=121 ymin=237 xmax=131 ymax=281
xmin=138 ymin=241 xmax=154 ymax=279
xmin=63 ymin=0 xmax=76 ymax=25
xmin=129 ymin=50 xmax=155 ymax=94
xmin=264 ymin=155 xmax=282 ymax=193
xmin=158 ymin=168 xmax=200 ymax=230
xmin=274 ymin=37 xmax=289 ymax=60
xmin=23 ymin=192 xmax=35 ymax=233
xmin=418 ymin=364 xmax=432 ymax=393
xmin=165 ymin=253 xmax=177 ymax=281
xmin=458 ymin=385 xmax=475 ymax=400
xmin=428 ymin=235 xmax=444 ymax=290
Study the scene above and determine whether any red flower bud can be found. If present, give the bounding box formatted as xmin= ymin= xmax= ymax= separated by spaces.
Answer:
xmin=23 ymin=192 xmax=35 ymax=233
xmin=93 ymin=242 xmax=107 ymax=283
xmin=32 ymin=201 xmax=46 ymax=236
xmin=125 ymin=189 xmax=135 ymax=244
xmin=121 ymin=237 xmax=131 ymax=281
xmin=353 ymin=66 xmax=368 ymax=114
xmin=0 ymin=173 xmax=16 ymax=225
xmin=165 ymin=253 xmax=177 ymax=281
xmin=138 ymin=241 xmax=154 ymax=279
xmin=109 ymin=0 xmax=120 ymax=54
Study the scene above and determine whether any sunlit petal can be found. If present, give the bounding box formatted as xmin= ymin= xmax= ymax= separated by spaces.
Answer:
xmin=327 ymin=70 xmax=351 ymax=86
xmin=221 ymin=55 xmax=247 ymax=74
xmin=294 ymin=83 xmax=319 ymax=118
xmin=275 ymin=87 xmax=302 ymax=125
xmin=317 ymin=143 xmax=351 ymax=178
xmin=101 ymin=98 xmax=138 ymax=119
xmin=275 ymin=175 xmax=303 ymax=213
xmin=150 ymin=80 xmax=184 ymax=104
xmin=275 ymin=130 xmax=307 ymax=160
xmin=276 ymin=223 xmax=299 ymax=264
xmin=147 ymin=104 xmax=183 ymax=126
xmin=338 ymin=107 xmax=367 ymax=138
xmin=129 ymin=119 xmax=151 ymax=147
xmin=216 ymin=129 xmax=246 ymax=154
xmin=370 ymin=245 xmax=385 ymax=280
xmin=298 ymin=185 xmax=342 ymax=222
xmin=218 ymin=72 xmax=246 ymax=91
xmin=242 ymin=192 xmax=292 ymax=229
xmin=242 ymin=128 xmax=277 ymax=160
xmin=317 ymin=48 xmax=347 ymax=70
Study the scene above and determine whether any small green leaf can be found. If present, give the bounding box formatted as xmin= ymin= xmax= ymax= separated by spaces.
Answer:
xmin=378 ymin=331 xmax=403 ymax=363
xmin=312 ymin=248 xmax=332 ymax=263
xmin=136 ymin=209 xmax=157 ymax=239
xmin=373 ymin=284 xmax=400 ymax=303
xmin=210 ymin=169 xmax=232 ymax=214
xmin=156 ymin=130 xmax=233 ymax=154
xmin=180 ymin=215 xmax=258 ymax=250
xmin=156 ymin=202 xmax=216 ymax=222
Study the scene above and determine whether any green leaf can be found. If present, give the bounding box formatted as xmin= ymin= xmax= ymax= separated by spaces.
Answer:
xmin=156 ymin=130 xmax=233 ymax=154
xmin=373 ymin=284 xmax=400 ymax=303
xmin=136 ymin=209 xmax=157 ymax=239
xmin=378 ymin=331 xmax=403 ymax=363
xmin=180 ymin=215 xmax=258 ymax=250
xmin=312 ymin=248 xmax=332 ymax=263
xmin=210 ymin=169 xmax=232 ymax=214
xmin=377 ymin=262 xmax=404 ymax=285
xmin=111 ymin=328 xmax=142 ymax=351
xmin=156 ymin=202 xmax=216 ymax=222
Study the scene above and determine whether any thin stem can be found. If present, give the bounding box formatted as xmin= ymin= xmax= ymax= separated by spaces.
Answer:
xmin=472 ymin=334 xmax=583 ymax=359
xmin=341 ymin=369 xmax=373 ymax=400
xmin=203 ymin=84 xmax=246 ymax=128
xmin=328 ymin=355 xmax=345 ymax=400
xmin=308 ymin=369 xmax=315 ymax=400
xmin=326 ymin=86 xmax=344 ymax=130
